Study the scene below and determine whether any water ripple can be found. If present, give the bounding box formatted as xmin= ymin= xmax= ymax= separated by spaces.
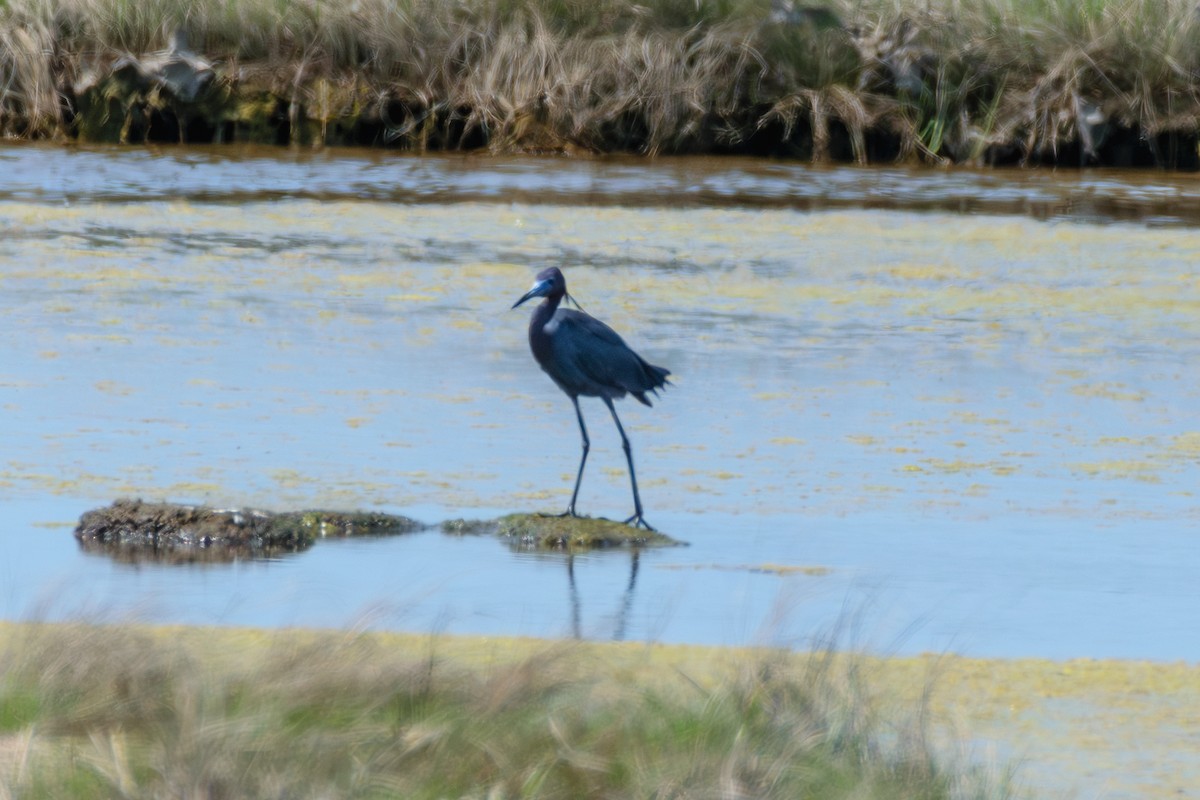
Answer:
xmin=3 ymin=143 xmax=1199 ymax=225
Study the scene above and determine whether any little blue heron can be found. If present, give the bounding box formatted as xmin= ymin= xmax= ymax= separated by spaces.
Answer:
xmin=512 ymin=267 xmax=670 ymax=530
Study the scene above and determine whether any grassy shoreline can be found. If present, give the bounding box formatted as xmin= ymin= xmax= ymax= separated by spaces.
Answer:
xmin=1 ymin=0 xmax=1198 ymax=167
xmin=0 ymin=621 xmax=1019 ymax=798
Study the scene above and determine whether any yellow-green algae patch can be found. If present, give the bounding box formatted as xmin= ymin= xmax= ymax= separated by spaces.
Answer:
xmin=498 ymin=513 xmax=683 ymax=550
xmin=1168 ymin=432 xmax=1200 ymax=458
xmin=1071 ymin=459 xmax=1164 ymax=481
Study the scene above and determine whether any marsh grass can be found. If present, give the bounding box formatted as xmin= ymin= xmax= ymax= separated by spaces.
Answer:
xmin=0 ymin=623 xmax=1012 ymax=799
xmin=1 ymin=0 xmax=1197 ymax=162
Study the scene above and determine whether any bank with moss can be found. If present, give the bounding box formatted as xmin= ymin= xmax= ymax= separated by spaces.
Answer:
xmin=1 ymin=0 xmax=1198 ymax=167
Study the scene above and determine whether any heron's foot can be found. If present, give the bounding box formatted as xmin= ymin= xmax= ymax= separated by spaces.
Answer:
xmin=623 ymin=513 xmax=657 ymax=532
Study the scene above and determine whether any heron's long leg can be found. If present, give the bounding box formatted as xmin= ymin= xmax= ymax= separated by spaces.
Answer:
xmin=563 ymin=396 xmax=589 ymax=517
xmin=603 ymin=397 xmax=655 ymax=531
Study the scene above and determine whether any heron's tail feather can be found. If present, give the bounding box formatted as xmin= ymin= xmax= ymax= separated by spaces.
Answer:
xmin=631 ymin=362 xmax=671 ymax=406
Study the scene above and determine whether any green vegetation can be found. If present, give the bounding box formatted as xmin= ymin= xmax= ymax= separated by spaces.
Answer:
xmin=443 ymin=513 xmax=685 ymax=548
xmin=0 ymin=623 xmax=1014 ymax=799
xmin=497 ymin=512 xmax=684 ymax=549
xmin=0 ymin=0 xmax=1197 ymax=165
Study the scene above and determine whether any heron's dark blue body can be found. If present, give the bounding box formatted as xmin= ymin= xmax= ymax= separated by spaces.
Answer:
xmin=512 ymin=267 xmax=670 ymax=530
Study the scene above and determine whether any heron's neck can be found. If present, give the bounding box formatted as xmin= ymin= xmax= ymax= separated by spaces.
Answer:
xmin=534 ymin=293 xmax=562 ymax=321
xmin=528 ymin=295 xmax=562 ymax=365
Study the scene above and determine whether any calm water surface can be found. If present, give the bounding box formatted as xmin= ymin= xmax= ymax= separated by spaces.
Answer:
xmin=1 ymin=144 xmax=1198 ymax=660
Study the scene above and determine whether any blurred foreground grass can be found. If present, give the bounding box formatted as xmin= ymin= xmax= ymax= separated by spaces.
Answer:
xmin=0 ymin=622 xmax=1016 ymax=799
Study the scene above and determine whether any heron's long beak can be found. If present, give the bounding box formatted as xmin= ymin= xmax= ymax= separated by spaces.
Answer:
xmin=511 ymin=278 xmax=553 ymax=309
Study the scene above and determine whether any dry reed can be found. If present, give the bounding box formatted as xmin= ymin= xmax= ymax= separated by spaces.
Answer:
xmin=1 ymin=0 xmax=1197 ymax=164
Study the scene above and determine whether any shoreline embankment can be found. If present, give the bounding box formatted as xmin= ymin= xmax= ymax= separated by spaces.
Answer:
xmin=1 ymin=0 xmax=1198 ymax=168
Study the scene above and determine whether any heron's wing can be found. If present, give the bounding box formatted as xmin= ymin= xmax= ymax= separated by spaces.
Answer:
xmin=555 ymin=308 xmax=629 ymax=348
xmin=549 ymin=309 xmax=667 ymax=398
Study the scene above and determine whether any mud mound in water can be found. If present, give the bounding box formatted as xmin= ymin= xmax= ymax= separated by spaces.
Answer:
xmin=74 ymin=498 xmax=424 ymax=563
xmin=495 ymin=513 xmax=684 ymax=550
xmin=73 ymin=502 xmax=680 ymax=562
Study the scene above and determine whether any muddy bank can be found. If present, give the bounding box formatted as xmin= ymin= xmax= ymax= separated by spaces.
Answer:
xmin=1 ymin=0 xmax=1198 ymax=168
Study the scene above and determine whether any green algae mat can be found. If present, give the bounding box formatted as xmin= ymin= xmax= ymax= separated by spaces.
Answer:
xmin=495 ymin=513 xmax=682 ymax=550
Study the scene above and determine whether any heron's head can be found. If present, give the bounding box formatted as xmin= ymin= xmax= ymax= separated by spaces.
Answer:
xmin=511 ymin=267 xmax=567 ymax=309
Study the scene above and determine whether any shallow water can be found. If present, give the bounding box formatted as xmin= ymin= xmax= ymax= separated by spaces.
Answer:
xmin=1 ymin=144 xmax=1199 ymax=660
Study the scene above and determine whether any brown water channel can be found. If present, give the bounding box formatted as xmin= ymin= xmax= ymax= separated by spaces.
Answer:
xmin=1 ymin=143 xmax=1198 ymax=660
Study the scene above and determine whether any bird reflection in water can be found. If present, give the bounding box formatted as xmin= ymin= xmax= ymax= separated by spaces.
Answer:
xmin=565 ymin=551 xmax=641 ymax=641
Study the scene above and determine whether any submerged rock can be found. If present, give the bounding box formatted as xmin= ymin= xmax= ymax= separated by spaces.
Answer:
xmin=115 ymin=30 xmax=215 ymax=104
xmin=74 ymin=498 xmax=424 ymax=563
xmin=497 ymin=513 xmax=683 ymax=551
xmin=71 ymin=28 xmax=227 ymax=144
